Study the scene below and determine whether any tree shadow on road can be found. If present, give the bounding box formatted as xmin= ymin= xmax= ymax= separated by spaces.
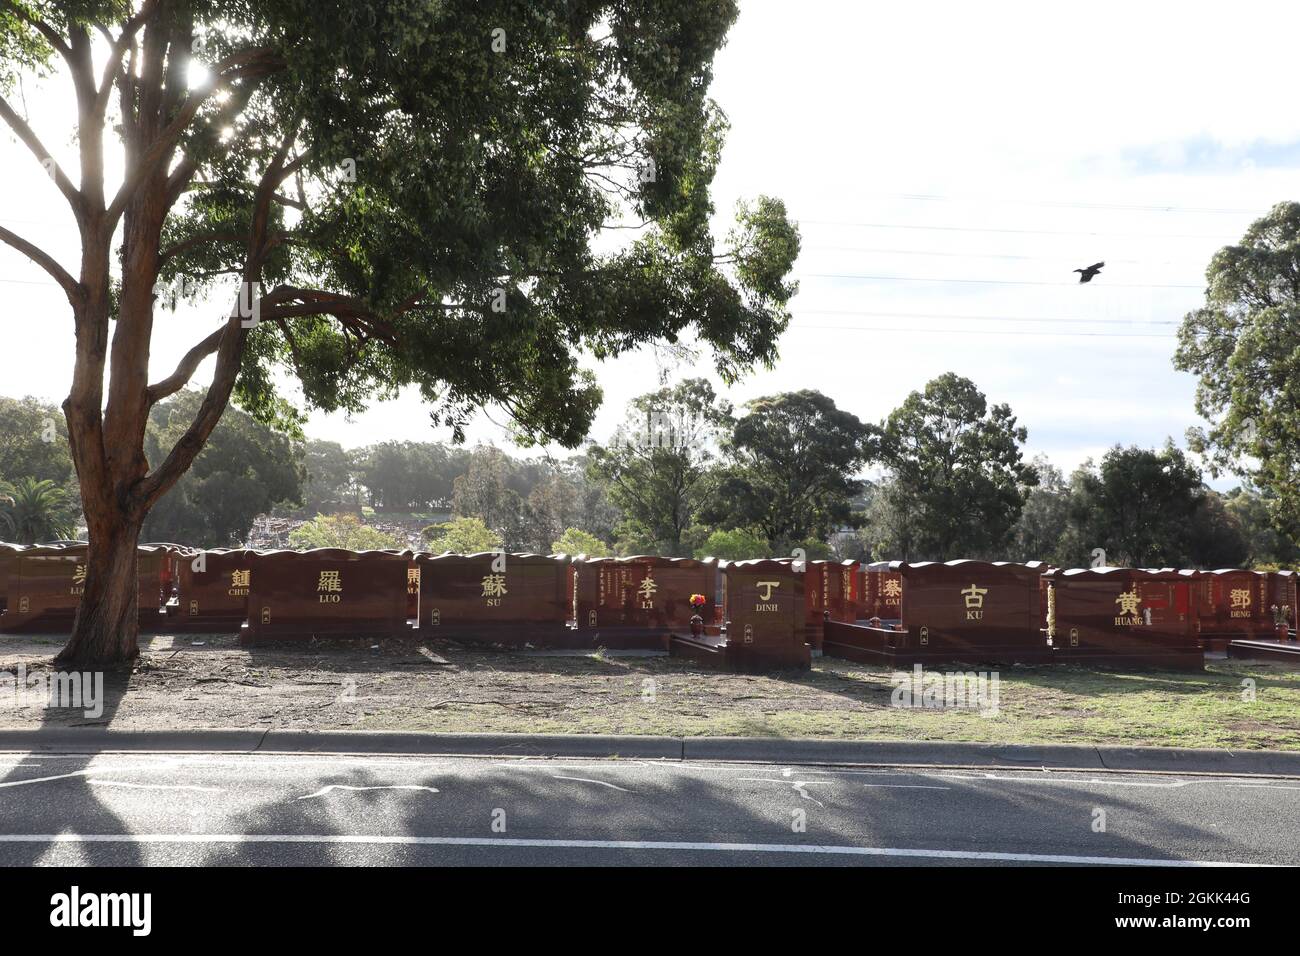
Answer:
xmin=190 ymin=754 xmax=1283 ymax=867
xmin=0 ymin=654 xmax=142 ymax=866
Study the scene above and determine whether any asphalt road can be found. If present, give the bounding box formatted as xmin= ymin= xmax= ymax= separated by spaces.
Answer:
xmin=0 ymin=751 xmax=1295 ymax=866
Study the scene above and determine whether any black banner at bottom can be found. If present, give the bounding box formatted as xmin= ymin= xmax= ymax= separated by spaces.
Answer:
xmin=0 ymin=864 xmax=1280 ymax=942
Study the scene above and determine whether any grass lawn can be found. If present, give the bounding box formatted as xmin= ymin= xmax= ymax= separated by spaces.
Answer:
xmin=2 ymin=634 xmax=1298 ymax=750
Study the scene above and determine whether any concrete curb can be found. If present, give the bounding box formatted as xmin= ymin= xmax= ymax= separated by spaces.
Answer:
xmin=1 ymin=729 xmax=267 ymax=754
xmin=258 ymin=730 xmax=683 ymax=760
xmin=1 ymin=729 xmax=1299 ymax=777
xmin=680 ymin=738 xmax=1108 ymax=770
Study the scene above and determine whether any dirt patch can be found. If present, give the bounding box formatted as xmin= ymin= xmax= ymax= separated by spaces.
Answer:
xmin=2 ymin=632 xmax=1299 ymax=749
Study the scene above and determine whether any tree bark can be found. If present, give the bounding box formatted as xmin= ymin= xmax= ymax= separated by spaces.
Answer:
xmin=54 ymin=511 xmax=143 ymax=670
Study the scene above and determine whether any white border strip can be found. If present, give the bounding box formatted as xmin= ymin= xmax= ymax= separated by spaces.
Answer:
xmin=0 ymin=833 xmax=1265 ymax=866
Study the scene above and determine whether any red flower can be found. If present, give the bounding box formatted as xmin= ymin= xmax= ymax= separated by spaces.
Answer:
xmin=689 ymin=593 xmax=706 ymax=607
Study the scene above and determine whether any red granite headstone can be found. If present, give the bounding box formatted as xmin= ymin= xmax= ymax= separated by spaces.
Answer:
xmin=1044 ymin=567 xmax=1203 ymax=670
xmin=864 ymin=561 xmax=903 ymax=621
xmin=721 ymin=558 xmax=808 ymax=670
xmin=245 ymin=548 xmax=410 ymax=642
xmin=0 ymin=544 xmax=173 ymax=632
xmin=825 ymin=560 xmax=1048 ymax=664
xmin=0 ymin=543 xmax=26 ymax=615
xmin=173 ymin=548 xmax=256 ymax=631
xmin=1197 ymin=569 xmax=1272 ymax=648
xmin=417 ymin=551 xmax=571 ymax=644
xmin=135 ymin=546 xmax=172 ymax=631
xmin=797 ymin=560 xmax=859 ymax=650
xmin=1269 ymin=570 xmax=1296 ymax=635
xmin=904 ymin=560 xmax=1047 ymax=661
xmin=573 ymin=556 xmax=720 ymax=646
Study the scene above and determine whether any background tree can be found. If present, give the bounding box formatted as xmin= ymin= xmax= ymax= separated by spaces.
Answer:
xmin=0 ymin=477 xmax=79 ymax=543
xmin=1224 ymin=486 xmax=1300 ymax=568
xmin=1184 ymin=491 xmax=1249 ymax=569
xmin=854 ymin=477 xmax=926 ymax=562
xmin=287 ymin=513 xmax=404 ymax=551
xmin=1 ymin=0 xmax=797 ymax=666
xmin=551 ymin=527 xmax=609 ymax=557
xmin=705 ymin=390 xmax=873 ymax=553
xmin=1010 ymin=456 xmax=1073 ymax=565
xmin=302 ymin=439 xmax=357 ymax=513
xmin=877 ymin=374 xmax=1034 ymax=561
xmin=1067 ymin=444 xmax=1205 ymax=567
xmin=421 ymin=516 xmax=502 ymax=554
xmin=142 ymin=390 xmax=303 ymax=545
xmin=588 ymin=378 xmax=733 ymax=554
xmin=451 ymin=446 xmax=529 ymax=549
xmin=1175 ymin=201 xmax=1300 ymax=538
xmin=694 ymin=526 xmax=768 ymax=561
xmin=354 ymin=441 xmax=467 ymax=513
xmin=0 ymin=396 xmax=77 ymax=491
xmin=523 ymin=457 xmax=620 ymax=553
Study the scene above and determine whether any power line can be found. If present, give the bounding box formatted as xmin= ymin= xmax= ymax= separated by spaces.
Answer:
xmin=865 ymin=192 xmax=1260 ymax=215
xmin=802 ymin=272 xmax=1203 ymax=289
xmin=798 ymin=219 xmax=1234 ymax=241
xmin=802 ymin=245 xmax=1177 ymax=265
xmin=795 ymin=308 xmax=1180 ymax=327
xmin=789 ymin=323 xmax=1175 ymax=339
xmin=802 ymin=245 xmax=1209 ymax=268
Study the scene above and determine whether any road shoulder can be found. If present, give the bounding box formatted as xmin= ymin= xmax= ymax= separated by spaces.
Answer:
xmin=3 ymin=728 xmax=1300 ymax=778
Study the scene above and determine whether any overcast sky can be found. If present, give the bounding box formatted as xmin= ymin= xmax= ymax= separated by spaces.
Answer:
xmin=3 ymin=0 xmax=1298 ymax=488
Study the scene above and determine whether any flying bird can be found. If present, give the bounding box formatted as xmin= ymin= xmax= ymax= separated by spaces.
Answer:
xmin=1074 ymin=261 xmax=1104 ymax=283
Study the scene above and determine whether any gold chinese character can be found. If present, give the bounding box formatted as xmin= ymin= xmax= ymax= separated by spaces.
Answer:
xmin=231 ymin=569 xmax=251 ymax=589
xmin=407 ymin=567 xmax=421 ymax=585
xmin=72 ymin=564 xmax=86 ymax=585
xmin=882 ymin=579 xmax=902 ymax=598
xmin=756 ymin=581 xmax=780 ymax=601
xmin=637 ymin=574 xmax=658 ymax=603
xmin=1115 ymin=588 xmax=1141 ymax=617
xmin=481 ymin=574 xmax=508 ymax=598
xmin=961 ymin=584 xmax=988 ymax=609
xmin=317 ymin=570 xmax=343 ymax=593
xmin=1229 ymin=588 xmax=1251 ymax=610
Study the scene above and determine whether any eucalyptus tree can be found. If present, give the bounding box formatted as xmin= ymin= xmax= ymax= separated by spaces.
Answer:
xmin=0 ymin=0 xmax=798 ymax=665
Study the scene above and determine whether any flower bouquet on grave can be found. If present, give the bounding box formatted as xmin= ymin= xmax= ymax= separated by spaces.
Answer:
xmin=689 ymin=593 xmax=707 ymax=636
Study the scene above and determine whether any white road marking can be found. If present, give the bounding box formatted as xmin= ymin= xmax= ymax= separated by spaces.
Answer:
xmin=948 ymin=773 xmax=1195 ymax=789
xmin=297 ymin=785 xmax=440 ymax=800
xmin=792 ymin=782 xmax=825 ymax=807
xmin=550 ymin=776 xmax=632 ymax=792
xmin=0 ymin=771 xmax=91 ymax=789
xmin=0 ymin=832 xmax=1265 ymax=866
xmin=5 ymin=755 xmax=1297 ymax=791
xmin=88 ymin=780 xmax=223 ymax=793
xmin=862 ymin=784 xmax=952 ymax=790
xmin=494 ymin=763 xmax=649 ymax=772
xmin=738 ymin=777 xmax=829 ymax=806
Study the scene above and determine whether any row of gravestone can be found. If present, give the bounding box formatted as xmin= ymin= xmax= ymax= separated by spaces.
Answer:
xmin=1 ymin=544 xmax=1295 ymax=672
xmin=0 ymin=546 xmax=814 ymax=671
xmin=835 ymin=561 xmax=1297 ymax=671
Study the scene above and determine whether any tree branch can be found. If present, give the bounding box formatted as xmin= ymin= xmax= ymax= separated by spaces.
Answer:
xmin=0 ymin=224 xmax=83 ymax=302
xmin=0 ymin=95 xmax=84 ymax=216
xmin=93 ymin=0 xmax=164 ymax=120
xmin=145 ymin=325 xmax=226 ymax=404
xmin=0 ymin=1 xmax=72 ymax=59
xmin=105 ymin=48 xmax=283 ymax=230
xmin=158 ymin=232 xmax=255 ymax=264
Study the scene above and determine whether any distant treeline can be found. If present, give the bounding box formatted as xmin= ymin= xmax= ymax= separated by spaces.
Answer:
xmin=3 ymin=376 xmax=1297 ymax=570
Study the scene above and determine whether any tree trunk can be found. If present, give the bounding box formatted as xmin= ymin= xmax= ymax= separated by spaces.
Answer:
xmin=55 ymin=514 xmax=143 ymax=670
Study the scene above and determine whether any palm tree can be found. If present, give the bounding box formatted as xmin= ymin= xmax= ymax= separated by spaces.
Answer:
xmin=0 ymin=478 xmax=78 ymax=545
xmin=0 ymin=490 xmax=14 ymax=540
